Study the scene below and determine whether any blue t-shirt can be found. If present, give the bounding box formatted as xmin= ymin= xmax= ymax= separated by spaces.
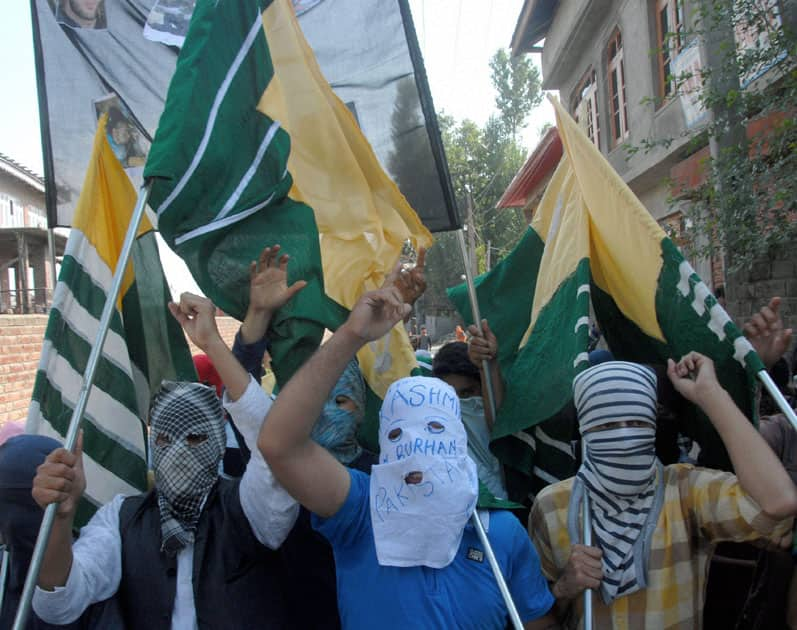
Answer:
xmin=313 ymin=469 xmax=554 ymax=629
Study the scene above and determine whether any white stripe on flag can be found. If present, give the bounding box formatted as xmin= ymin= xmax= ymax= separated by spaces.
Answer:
xmin=574 ymin=316 xmax=590 ymax=333
xmin=733 ymin=336 xmax=755 ymax=368
xmin=513 ymin=430 xmax=536 ymax=449
xmin=175 ymin=190 xmax=277 ymax=246
xmin=51 ymin=286 xmax=135 ymax=380
xmin=156 ymin=11 xmax=265 ymax=218
xmin=534 ymin=426 xmax=574 ymax=457
xmin=215 ymin=120 xmax=282 ymax=220
xmin=28 ymin=403 xmax=141 ymax=505
xmin=62 ymin=229 xmax=113 ymax=294
xmin=573 ymin=352 xmax=590 ymax=368
xmin=35 ymin=341 xmax=146 ymax=456
xmin=532 ymin=466 xmax=560 ymax=485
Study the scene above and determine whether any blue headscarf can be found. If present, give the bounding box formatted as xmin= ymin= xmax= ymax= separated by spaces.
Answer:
xmin=311 ymin=359 xmax=365 ymax=464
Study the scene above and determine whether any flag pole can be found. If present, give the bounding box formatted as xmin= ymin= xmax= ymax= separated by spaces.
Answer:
xmin=0 ymin=545 xmax=9 ymax=619
xmin=757 ymin=370 xmax=797 ymax=432
xmin=12 ymin=183 xmax=152 ymax=630
xmin=581 ymin=442 xmax=594 ymax=630
xmin=455 ymin=228 xmax=524 ymax=630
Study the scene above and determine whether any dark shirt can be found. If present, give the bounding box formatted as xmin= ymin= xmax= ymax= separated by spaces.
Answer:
xmin=418 ymin=334 xmax=432 ymax=351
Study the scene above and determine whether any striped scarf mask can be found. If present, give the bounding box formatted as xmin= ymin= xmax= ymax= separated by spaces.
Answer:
xmin=567 ymin=362 xmax=664 ymax=604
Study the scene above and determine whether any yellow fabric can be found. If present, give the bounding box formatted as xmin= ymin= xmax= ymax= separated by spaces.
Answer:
xmin=550 ymin=97 xmax=665 ymax=342
xmin=522 ymin=158 xmax=591 ymax=347
xmin=529 ymin=464 xmax=793 ymax=629
xmin=72 ymin=114 xmax=153 ymax=308
xmin=258 ymin=0 xmax=433 ymax=397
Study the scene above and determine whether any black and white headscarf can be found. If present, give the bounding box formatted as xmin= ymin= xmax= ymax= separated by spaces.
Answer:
xmin=149 ymin=381 xmax=226 ymax=556
xmin=567 ymin=362 xmax=665 ymax=604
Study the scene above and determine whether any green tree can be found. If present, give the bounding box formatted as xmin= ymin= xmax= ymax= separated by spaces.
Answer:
xmin=422 ymin=48 xmax=543 ymax=314
xmin=489 ymin=48 xmax=543 ymax=140
xmin=423 ymin=113 xmax=528 ymax=310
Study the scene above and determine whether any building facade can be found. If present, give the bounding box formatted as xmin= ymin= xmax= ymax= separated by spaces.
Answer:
xmin=0 ymin=153 xmax=66 ymax=314
xmin=508 ymin=0 xmax=796 ymax=295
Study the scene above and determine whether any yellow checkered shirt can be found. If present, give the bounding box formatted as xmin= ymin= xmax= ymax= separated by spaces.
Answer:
xmin=529 ymin=464 xmax=794 ymax=629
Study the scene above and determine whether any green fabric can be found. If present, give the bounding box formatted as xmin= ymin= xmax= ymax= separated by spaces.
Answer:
xmin=123 ymin=232 xmax=197 ymax=391
xmin=29 ymin=230 xmax=194 ymax=525
xmin=144 ymin=0 xmax=344 ymax=386
xmin=447 ymin=232 xmax=582 ymax=503
xmin=448 ymin=231 xmax=765 ymax=505
xmin=448 ymin=227 xmax=543 ymax=375
xmin=593 ymin=238 xmax=762 ymax=472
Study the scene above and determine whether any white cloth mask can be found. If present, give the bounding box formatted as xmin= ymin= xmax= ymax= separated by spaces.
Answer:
xmin=370 ymin=376 xmax=478 ymax=568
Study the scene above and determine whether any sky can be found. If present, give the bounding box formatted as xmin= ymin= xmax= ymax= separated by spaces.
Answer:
xmin=0 ymin=0 xmax=554 ymax=294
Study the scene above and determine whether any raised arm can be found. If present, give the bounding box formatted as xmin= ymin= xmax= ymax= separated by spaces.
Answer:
xmin=240 ymin=244 xmax=307 ymax=345
xmin=467 ymin=318 xmax=504 ymax=428
xmin=667 ymin=352 xmax=797 ymax=519
xmin=169 ymin=292 xmax=299 ymax=546
xmin=259 ymin=277 xmax=411 ymax=518
xmin=169 ymin=293 xmax=250 ymax=401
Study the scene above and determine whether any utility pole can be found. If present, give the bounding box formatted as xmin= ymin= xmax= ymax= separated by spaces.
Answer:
xmin=466 ymin=188 xmax=478 ymax=278
xmin=486 ymin=239 xmax=492 ymax=271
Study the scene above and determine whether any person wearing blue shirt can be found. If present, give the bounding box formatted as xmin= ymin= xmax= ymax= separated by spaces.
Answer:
xmin=259 ymin=267 xmax=558 ymax=629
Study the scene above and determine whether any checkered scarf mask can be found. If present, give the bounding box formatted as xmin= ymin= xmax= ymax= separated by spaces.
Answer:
xmin=150 ymin=381 xmax=225 ymax=555
xmin=568 ymin=362 xmax=663 ymax=605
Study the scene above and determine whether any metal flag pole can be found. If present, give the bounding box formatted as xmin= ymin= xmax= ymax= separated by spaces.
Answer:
xmin=455 ymin=228 xmax=523 ymax=630
xmin=758 ymin=369 xmax=797 ymax=432
xmin=581 ymin=442 xmax=594 ymax=630
xmin=0 ymin=545 xmax=9 ymax=619
xmin=13 ymin=183 xmax=152 ymax=630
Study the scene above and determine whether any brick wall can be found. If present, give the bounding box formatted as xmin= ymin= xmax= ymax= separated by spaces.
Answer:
xmin=0 ymin=315 xmax=241 ymax=430
xmin=0 ymin=316 xmax=46 ymax=427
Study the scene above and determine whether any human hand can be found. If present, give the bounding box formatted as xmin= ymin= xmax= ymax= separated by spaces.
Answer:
xmin=393 ymin=247 xmax=427 ymax=307
xmin=248 ymin=245 xmax=308 ymax=315
xmin=743 ymin=297 xmax=792 ymax=370
xmin=32 ymin=432 xmax=86 ymax=520
xmin=342 ymin=264 xmax=411 ymax=343
xmin=552 ymin=544 xmax=603 ymax=601
xmin=667 ymin=352 xmax=721 ymax=407
xmin=169 ymin=292 xmax=222 ymax=352
xmin=467 ymin=319 xmax=498 ymax=364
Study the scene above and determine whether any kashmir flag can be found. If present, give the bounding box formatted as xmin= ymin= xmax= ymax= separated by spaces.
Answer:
xmin=450 ymin=96 xmax=763 ymax=502
xmin=27 ymin=115 xmax=196 ymax=526
xmin=144 ymin=0 xmax=432 ymax=408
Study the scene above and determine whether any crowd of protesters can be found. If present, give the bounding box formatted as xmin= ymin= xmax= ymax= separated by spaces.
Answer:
xmin=1 ymin=243 xmax=795 ymax=629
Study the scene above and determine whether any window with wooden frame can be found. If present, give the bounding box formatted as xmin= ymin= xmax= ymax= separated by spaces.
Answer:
xmin=655 ymin=0 xmax=685 ymax=98
xmin=572 ymin=69 xmax=600 ymax=149
xmin=607 ymin=29 xmax=629 ymax=145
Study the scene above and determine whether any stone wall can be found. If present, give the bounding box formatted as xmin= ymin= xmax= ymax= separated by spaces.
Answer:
xmin=0 ymin=315 xmax=241 ymax=429
xmin=725 ymin=247 xmax=797 ymax=335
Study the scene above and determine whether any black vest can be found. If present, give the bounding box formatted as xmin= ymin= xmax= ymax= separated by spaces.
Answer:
xmin=118 ymin=480 xmax=288 ymax=629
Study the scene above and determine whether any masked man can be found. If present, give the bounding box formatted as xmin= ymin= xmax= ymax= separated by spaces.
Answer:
xmin=529 ymin=357 xmax=797 ymax=629
xmin=433 ymin=339 xmax=508 ymax=500
xmin=258 ymin=276 xmax=558 ymax=629
xmin=31 ymin=293 xmax=299 ymax=628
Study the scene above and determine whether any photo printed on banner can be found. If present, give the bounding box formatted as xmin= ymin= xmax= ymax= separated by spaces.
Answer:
xmin=50 ymin=0 xmax=108 ymax=30
xmin=143 ymin=0 xmax=196 ymax=48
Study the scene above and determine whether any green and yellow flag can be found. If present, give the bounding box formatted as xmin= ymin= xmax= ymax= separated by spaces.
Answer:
xmin=144 ymin=0 xmax=431 ymax=402
xmin=27 ymin=115 xmax=195 ymax=524
xmin=451 ymin=97 xmax=763 ymax=501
